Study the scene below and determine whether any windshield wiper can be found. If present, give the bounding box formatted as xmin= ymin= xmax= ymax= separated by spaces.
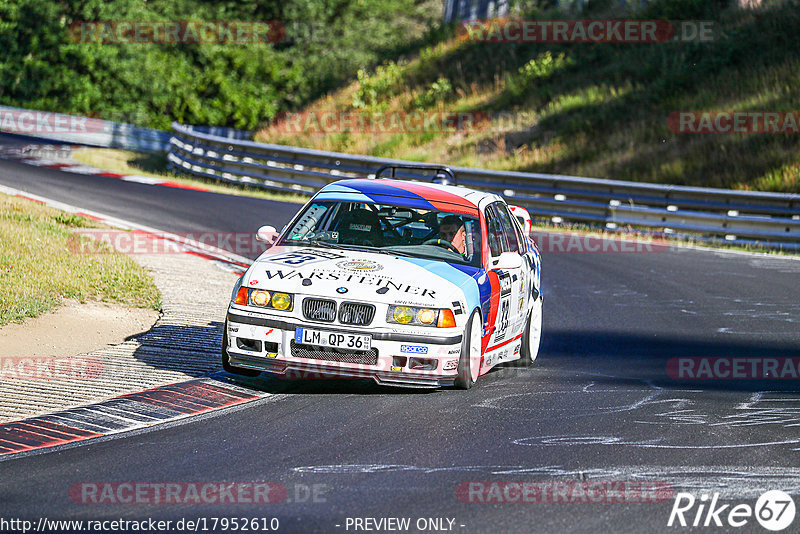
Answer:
xmin=373 ymin=247 xmax=414 ymax=257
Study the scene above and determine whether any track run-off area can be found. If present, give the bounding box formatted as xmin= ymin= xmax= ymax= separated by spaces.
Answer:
xmin=1 ymin=135 xmax=799 ymax=533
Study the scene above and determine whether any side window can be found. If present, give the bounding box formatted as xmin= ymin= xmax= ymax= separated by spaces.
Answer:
xmin=484 ymin=205 xmax=504 ymax=257
xmin=495 ymin=203 xmax=519 ymax=253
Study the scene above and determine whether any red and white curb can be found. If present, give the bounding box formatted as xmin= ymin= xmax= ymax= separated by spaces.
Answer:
xmin=0 ymin=377 xmax=271 ymax=458
xmin=0 ymin=182 xmax=268 ymax=457
xmin=0 ymin=182 xmax=253 ymax=275
xmin=0 ymin=143 xmax=212 ymax=192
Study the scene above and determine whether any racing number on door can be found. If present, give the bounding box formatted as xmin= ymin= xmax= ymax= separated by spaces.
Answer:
xmin=497 ymin=299 xmax=510 ymax=340
xmin=494 ymin=272 xmax=513 ymax=341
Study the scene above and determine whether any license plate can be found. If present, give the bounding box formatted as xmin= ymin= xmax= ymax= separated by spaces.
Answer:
xmin=295 ymin=328 xmax=372 ymax=350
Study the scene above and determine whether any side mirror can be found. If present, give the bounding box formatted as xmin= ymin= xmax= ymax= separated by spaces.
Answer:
xmin=492 ymin=251 xmax=522 ymax=270
xmin=256 ymin=225 xmax=278 ymax=244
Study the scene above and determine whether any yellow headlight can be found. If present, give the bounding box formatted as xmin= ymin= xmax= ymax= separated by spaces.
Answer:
xmin=416 ymin=308 xmax=436 ymax=325
xmin=271 ymin=292 xmax=292 ymax=310
xmin=393 ymin=306 xmax=414 ymax=324
xmin=251 ymin=290 xmax=270 ymax=307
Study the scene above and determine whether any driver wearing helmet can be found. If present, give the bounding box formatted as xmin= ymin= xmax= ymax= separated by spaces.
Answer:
xmin=438 ymin=215 xmax=467 ymax=255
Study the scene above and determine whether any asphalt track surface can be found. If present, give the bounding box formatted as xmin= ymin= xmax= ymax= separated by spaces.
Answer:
xmin=1 ymin=135 xmax=800 ymax=533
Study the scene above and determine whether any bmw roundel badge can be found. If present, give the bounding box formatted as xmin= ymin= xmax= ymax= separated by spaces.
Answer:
xmin=336 ymin=287 xmax=348 ymax=294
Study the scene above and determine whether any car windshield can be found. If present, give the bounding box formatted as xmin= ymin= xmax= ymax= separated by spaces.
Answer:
xmin=278 ymin=200 xmax=482 ymax=267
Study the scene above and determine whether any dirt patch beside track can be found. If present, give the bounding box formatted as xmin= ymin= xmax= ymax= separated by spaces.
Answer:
xmin=0 ymin=299 xmax=159 ymax=359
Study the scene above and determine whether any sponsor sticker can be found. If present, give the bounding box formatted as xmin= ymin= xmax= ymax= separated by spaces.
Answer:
xmin=400 ymin=345 xmax=428 ymax=355
xmin=336 ymin=260 xmax=383 ymax=272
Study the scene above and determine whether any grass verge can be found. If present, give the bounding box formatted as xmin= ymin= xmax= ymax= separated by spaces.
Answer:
xmin=0 ymin=193 xmax=162 ymax=326
xmin=71 ymin=148 xmax=308 ymax=204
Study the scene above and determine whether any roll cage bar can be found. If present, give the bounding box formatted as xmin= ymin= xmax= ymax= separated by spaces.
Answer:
xmin=374 ymin=164 xmax=457 ymax=186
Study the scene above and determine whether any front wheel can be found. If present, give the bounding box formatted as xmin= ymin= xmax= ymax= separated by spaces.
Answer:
xmin=455 ymin=310 xmax=482 ymax=389
xmin=221 ymin=320 xmax=261 ymax=377
xmin=518 ymin=297 xmax=543 ymax=366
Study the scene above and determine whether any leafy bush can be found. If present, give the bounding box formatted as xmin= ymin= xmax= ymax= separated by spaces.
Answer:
xmin=412 ymin=77 xmax=453 ymax=108
xmin=351 ymin=62 xmax=404 ymax=110
xmin=506 ymin=52 xmax=574 ymax=98
xmin=0 ymin=0 xmax=442 ymax=129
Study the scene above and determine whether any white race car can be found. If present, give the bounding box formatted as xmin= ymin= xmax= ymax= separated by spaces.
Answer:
xmin=509 ymin=205 xmax=532 ymax=236
xmin=223 ymin=166 xmax=542 ymax=388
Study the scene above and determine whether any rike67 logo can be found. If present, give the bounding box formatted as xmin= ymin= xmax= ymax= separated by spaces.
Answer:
xmin=668 ymin=490 xmax=796 ymax=531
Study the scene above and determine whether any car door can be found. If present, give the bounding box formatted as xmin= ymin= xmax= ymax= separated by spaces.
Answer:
xmin=494 ymin=202 xmax=527 ymax=342
xmin=483 ymin=203 xmax=523 ymax=365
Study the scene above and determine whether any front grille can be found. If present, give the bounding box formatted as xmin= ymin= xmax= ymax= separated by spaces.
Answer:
xmin=290 ymin=340 xmax=378 ymax=366
xmin=302 ymin=298 xmax=336 ymax=322
xmin=339 ymin=302 xmax=375 ymax=326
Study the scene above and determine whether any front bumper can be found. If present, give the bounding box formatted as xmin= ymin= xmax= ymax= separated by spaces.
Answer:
xmin=225 ymin=310 xmax=463 ymax=388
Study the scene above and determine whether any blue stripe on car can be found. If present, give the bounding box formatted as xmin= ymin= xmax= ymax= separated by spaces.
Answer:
xmin=397 ymin=257 xmax=482 ymax=315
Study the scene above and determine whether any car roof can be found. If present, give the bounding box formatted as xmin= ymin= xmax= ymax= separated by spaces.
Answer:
xmin=320 ymin=178 xmax=501 ymax=212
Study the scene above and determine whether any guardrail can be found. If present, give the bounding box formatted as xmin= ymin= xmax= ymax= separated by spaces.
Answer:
xmin=0 ymin=105 xmax=172 ymax=152
xmin=0 ymin=106 xmax=251 ymax=152
xmin=168 ymin=121 xmax=800 ymax=248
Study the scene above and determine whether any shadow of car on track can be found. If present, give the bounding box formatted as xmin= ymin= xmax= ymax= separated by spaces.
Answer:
xmin=129 ymin=320 xmax=226 ymax=377
xmin=535 ymin=329 xmax=800 ymax=393
xmin=131 ymin=321 xmax=437 ymax=396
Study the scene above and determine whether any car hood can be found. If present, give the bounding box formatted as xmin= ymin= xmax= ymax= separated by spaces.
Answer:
xmin=244 ymin=247 xmax=479 ymax=308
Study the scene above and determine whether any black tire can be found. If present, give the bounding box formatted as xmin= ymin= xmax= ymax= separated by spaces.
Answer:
xmin=221 ymin=320 xmax=261 ymax=377
xmin=518 ymin=297 xmax=542 ymax=367
xmin=455 ymin=310 xmax=481 ymax=389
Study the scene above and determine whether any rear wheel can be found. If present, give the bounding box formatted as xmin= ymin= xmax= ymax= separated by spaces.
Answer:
xmin=519 ymin=297 xmax=543 ymax=366
xmin=221 ymin=320 xmax=261 ymax=377
xmin=455 ymin=310 xmax=482 ymax=389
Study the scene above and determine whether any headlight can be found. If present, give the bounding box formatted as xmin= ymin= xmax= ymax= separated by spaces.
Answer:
xmin=271 ymin=292 xmax=292 ymax=310
xmin=251 ymin=290 xmax=270 ymax=306
xmin=393 ymin=306 xmax=414 ymax=324
xmin=239 ymin=288 xmax=293 ymax=311
xmin=387 ymin=306 xmax=456 ymax=327
xmin=416 ymin=308 xmax=436 ymax=325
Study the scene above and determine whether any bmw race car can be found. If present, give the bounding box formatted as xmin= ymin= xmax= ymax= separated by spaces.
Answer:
xmin=223 ymin=165 xmax=542 ymax=389
xmin=509 ymin=205 xmax=532 ymax=237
